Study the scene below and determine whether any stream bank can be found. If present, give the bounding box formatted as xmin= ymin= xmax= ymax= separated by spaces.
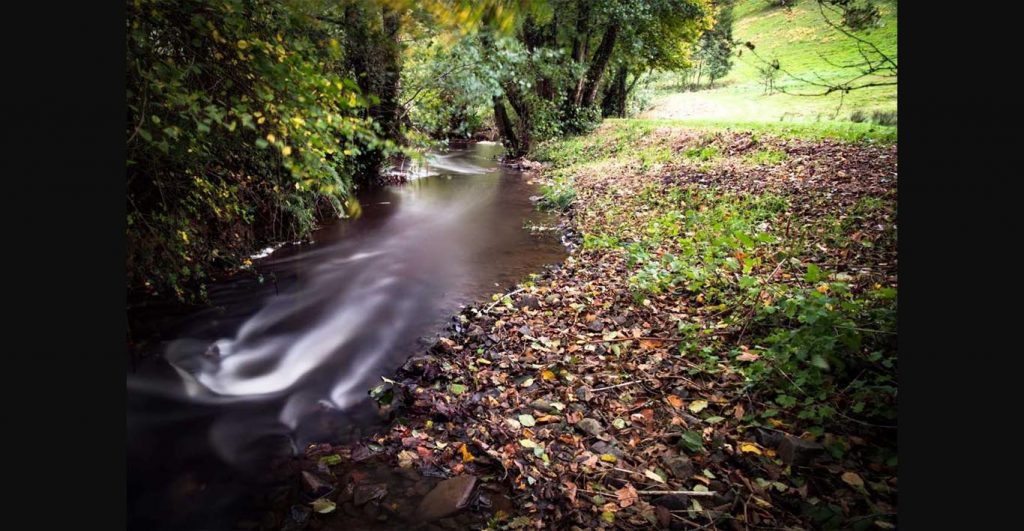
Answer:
xmin=267 ymin=121 xmax=898 ymax=530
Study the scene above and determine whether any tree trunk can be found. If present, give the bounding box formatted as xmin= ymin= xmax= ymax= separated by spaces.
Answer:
xmin=503 ymin=81 xmax=532 ymax=157
xmin=378 ymin=7 xmax=403 ymax=143
xmin=580 ymin=24 xmax=619 ymax=107
xmin=615 ymin=66 xmax=627 ymax=117
xmin=493 ymin=95 xmax=520 ymax=158
xmin=569 ymin=1 xmax=592 ymax=105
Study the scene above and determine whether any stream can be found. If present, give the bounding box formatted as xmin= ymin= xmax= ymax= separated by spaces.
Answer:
xmin=126 ymin=142 xmax=566 ymax=530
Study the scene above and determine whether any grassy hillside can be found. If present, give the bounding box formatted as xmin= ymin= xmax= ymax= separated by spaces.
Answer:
xmin=641 ymin=0 xmax=897 ymax=126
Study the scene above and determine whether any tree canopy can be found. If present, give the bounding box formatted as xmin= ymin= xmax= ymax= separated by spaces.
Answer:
xmin=127 ymin=0 xmax=725 ymax=301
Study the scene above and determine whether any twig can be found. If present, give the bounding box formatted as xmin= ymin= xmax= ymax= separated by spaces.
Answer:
xmin=484 ymin=287 xmax=525 ymax=312
xmin=587 ymin=336 xmax=684 ymax=344
xmin=639 ymin=489 xmax=717 ymax=496
xmin=593 ymin=380 xmax=641 ymax=392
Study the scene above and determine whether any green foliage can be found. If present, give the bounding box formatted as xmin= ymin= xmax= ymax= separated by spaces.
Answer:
xmin=746 ymin=148 xmax=787 ymax=165
xmin=127 ymin=0 xmax=392 ymax=301
xmin=536 ymin=120 xmax=896 ymax=430
xmin=538 ymin=172 xmax=577 ymax=211
xmin=747 ymin=276 xmax=897 ymax=425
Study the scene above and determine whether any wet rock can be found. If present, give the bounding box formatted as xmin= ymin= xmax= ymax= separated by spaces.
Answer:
xmin=587 ymin=320 xmax=604 ymax=332
xmin=663 ymin=455 xmax=694 ymax=479
xmin=653 ymin=494 xmax=690 ymax=511
xmin=416 ymin=475 xmax=478 ymax=521
xmin=362 ymin=502 xmax=381 ymax=519
xmin=575 ymin=386 xmax=595 ymax=402
xmin=282 ymin=505 xmax=311 ymax=531
xmin=752 ymin=427 xmax=784 ymax=449
xmin=591 ymin=440 xmax=623 ymax=458
xmin=301 ymin=471 xmax=333 ymax=497
xmin=517 ymin=295 xmax=541 ymax=310
xmin=353 ymin=483 xmax=388 ymax=506
xmin=777 ymin=435 xmax=825 ymax=466
xmin=656 ymin=505 xmax=672 ymax=528
xmin=529 ymin=399 xmax=554 ymax=412
xmin=576 ymin=417 xmax=604 ymax=437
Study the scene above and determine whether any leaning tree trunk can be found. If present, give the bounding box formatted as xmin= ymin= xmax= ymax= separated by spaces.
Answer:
xmin=580 ymin=24 xmax=619 ymax=107
xmin=493 ymin=95 xmax=520 ymax=158
xmin=501 ymin=81 xmax=532 ymax=157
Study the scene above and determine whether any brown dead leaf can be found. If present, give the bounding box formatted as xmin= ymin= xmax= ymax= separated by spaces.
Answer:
xmin=639 ymin=339 xmax=663 ymax=349
xmin=666 ymin=395 xmax=684 ymax=410
xmin=616 ymin=483 xmax=638 ymax=508
xmin=562 ymin=480 xmax=578 ymax=506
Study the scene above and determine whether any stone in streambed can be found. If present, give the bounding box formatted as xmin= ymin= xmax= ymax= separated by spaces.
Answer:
xmin=301 ymin=471 xmax=332 ymax=497
xmin=777 ymin=435 xmax=825 ymax=466
xmin=653 ymin=493 xmax=690 ymax=511
xmin=591 ymin=440 xmax=623 ymax=458
xmin=353 ymin=483 xmax=388 ymax=506
xmin=416 ymin=475 xmax=477 ymax=521
xmin=575 ymin=417 xmax=604 ymax=437
xmin=663 ymin=455 xmax=694 ymax=479
xmin=517 ymin=295 xmax=541 ymax=310
xmin=529 ymin=399 xmax=554 ymax=413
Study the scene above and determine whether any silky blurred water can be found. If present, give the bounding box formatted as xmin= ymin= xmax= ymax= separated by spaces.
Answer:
xmin=126 ymin=143 xmax=565 ymax=530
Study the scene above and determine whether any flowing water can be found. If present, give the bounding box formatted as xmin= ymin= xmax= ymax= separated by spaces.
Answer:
xmin=126 ymin=143 xmax=566 ymax=530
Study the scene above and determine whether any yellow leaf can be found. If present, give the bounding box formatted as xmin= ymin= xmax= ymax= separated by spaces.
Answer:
xmin=841 ymin=471 xmax=864 ymax=488
xmin=460 ymin=444 xmax=475 ymax=463
xmin=688 ymin=400 xmax=708 ymax=413
xmin=282 ymin=146 xmax=292 ymax=157
xmin=817 ymin=284 xmax=829 ymax=294
xmin=600 ymin=453 xmax=617 ymax=463
xmin=266 ymin=133 xmax=276 ymax=143
xmin=739 ymin=442 xmax=763 ymax=455
xmin=541 ymin=370 xmax=556 ymax=381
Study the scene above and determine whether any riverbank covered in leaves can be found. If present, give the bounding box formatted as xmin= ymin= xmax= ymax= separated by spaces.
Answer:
xmin=268 ymin=121 xmax=897 ymax=530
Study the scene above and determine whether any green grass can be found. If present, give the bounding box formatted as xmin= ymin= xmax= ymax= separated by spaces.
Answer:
xmin=641 ymin=0 xmax=897 ymax=125
xmin=615 ymin=118 xmax=896 ymax=143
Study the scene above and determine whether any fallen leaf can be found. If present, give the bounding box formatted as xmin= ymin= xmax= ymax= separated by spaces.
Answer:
xmin=736 ymin=351 xmax=760 ymax=362
xmin=841 ymin=471 xmax=864 ymax=488
xmin=616 ymin=483 xmax=639 ymax=508
xmin=734 ymin=403 xmax=745 ymax=420
xmin=739 ymin=442 xmax=763 ymax=455
xmin=644 ymin=469 xmax=666 ymax=483
xmin=689 ymin=400 xmax=708 ymax=413
xmin=310 ymin=498 xmax=336 ymax=514
xmin=518 ymin=414 xmax=537 ymax=427
xmin=460 ymin=444 xmax=475 ymax=463
xmin=520 ymin=378 xmax=535 ymax=388
xmin=541 ymin=369 xmax=556 ymax=381
xmin=519 ymin=439 xmax=538 ymax=449
xmin=562 ymin=480 xmax=578 ymax=505
xmin=318 ymin=454 xmax=342 ymax=466
xmin=600 ymin=453 xmax=617 ymax=463
xmin=397 ymin=450 xmax=417 ymax=468
xmin=666 ymin=395 xmax=684 ymax=409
